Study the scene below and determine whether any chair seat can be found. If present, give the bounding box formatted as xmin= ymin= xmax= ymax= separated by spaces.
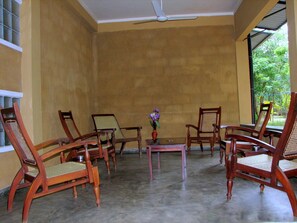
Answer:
xmin=238 ymin=154 xmax=297 ymax=172
xmin=221 ymin=140 xmax=256 ymax=154
xmin=28 ymin=162 xmax=86 ymax=178
xmin=91 ymin=113 xmax=143 ymax=156
xmin=222 ymin=140 xmax=256 ymax=147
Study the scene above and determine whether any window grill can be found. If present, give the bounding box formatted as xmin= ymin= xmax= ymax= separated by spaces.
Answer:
xmin=0 ymin=90 xmax=22 ymax=151
xmin=0 ymin=0 xmax=20 ymax=46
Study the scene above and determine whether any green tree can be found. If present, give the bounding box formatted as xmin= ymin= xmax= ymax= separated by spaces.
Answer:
xmin=252 ymin=25 xmax=290 ymax=121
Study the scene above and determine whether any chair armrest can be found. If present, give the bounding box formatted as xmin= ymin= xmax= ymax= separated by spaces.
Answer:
xmin=226 ymin=134 xmax=276 ymax=155
xmin=35 ymin=137 xmax=69 ymax=151
xmin=213 ymin=124 xmax=221 ymax=132
xmin=224 ymin=125 xmax=259 ymax=136
xmin=79 ymin=132 xmax=98 ymax=140
xmin=185 ymin=124 xmax=198 ymax=131
xmin=95 ymin=128 xmax=116 ymax=132
xmin=120 ymin=126 xmax=142 ymax=131
xmin=264 ymin=129 xmax=282 ymax=138
xmin=40 ymin=140 xmax=98 ymax=161
xmin=264 ymin=129 xmax=282 ymax=146
xmin=94 ymin=128 xmax=116 ymax=139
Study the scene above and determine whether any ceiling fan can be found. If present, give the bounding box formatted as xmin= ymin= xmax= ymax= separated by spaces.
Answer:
xmin=136 ymin=0 xmax=198 ymax=24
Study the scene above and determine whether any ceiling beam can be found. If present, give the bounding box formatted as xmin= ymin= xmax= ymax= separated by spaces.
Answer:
xmin=234 ymin=0 xmax=279 ymax=41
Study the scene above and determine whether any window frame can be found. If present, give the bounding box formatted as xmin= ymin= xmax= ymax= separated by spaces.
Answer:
xmin=0 ymin=0 xmax=22 ymax=52
xmin=0 ymin=89 xmax=23 ymax=153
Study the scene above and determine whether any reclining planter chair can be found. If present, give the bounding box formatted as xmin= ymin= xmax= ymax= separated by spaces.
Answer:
xmin=220 ymin=102 xmax=273 ymax=163
xmin=0 ymin=103 xmax=100 ymax=223
xmin=226 ymin=92 xmax=297 ymax=216
xmin=91 ymin=114 xmax=142 ymax=156
xmin=58 ymin=110 xmax=116 ymax=174
xmin=185 ymin=107 xmax=221 ymax=156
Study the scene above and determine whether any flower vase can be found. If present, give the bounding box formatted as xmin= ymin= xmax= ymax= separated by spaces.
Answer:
xmin=152 ymin=129 xmax=158 ymax=141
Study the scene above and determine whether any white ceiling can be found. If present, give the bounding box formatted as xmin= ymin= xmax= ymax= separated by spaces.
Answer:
xmin=78 ymin=0 xmax=243 ymax=24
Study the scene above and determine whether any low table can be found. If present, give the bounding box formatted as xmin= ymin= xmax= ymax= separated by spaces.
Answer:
xmin=146 ymin=137 xmax=187 ymax=180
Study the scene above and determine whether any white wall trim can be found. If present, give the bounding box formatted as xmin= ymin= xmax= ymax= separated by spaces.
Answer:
xmin=0 ymin=39 xmax=22 ymax=52
xmin=0 ymin=90 xmax=23 ymax=153
xmin=0 ymin=145 xmax=14 ymax=153
xmin=0 ymin=90 xmax=23 ymax=98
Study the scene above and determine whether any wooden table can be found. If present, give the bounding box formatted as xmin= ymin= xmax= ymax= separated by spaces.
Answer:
xmin=146 ymin=137 xmax=187 ymax=181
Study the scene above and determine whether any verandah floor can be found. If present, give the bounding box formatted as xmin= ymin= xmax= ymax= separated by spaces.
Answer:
xmin=0 ymin=148 xmax=296 ymax=223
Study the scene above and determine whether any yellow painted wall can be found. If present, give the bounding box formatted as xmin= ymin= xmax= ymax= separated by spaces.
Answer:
xmin=0 ymin=45 xmax=21 ymax=91
xmin=0 ymin=0 xmax=96 ymax=190
xmin=287 ymin=0 xmax=297 ymax=91
xmin=1 ymin=1 xmax=262 ymax=190
xmin=0 ymin=45 xmax=22 ymax=189
xmin=94 ymin=26 xmax=240 ymax=142
xmin=235 ymin=40 xmax=252 ymax=124
xmin=40 ymin=0 xmax=95 ymax=140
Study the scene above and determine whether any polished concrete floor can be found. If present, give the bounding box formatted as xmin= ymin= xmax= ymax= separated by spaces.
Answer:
xmin=1 ymin=147 xmax=297 ymax=223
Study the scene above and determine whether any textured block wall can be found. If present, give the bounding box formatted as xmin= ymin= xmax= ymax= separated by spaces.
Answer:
xmin=0 ymin=45 xmax=21 ymax=189
xmin=95 ymin=26 xmax=240 ymax=145
xmin=40 ymin=0 xmax=95 ymax=140
xmin=0 ymin=45 xmax=21 ymax=91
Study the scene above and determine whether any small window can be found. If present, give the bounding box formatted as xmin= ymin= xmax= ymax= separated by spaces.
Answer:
xmin=0 ymin=90 xmax=23 ymax=152
xmin=0 ymin=0 xmax=21 ymax=51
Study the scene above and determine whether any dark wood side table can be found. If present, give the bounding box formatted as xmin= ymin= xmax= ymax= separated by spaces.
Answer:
xmin=146 ymin=137 xmax=187 ymax=181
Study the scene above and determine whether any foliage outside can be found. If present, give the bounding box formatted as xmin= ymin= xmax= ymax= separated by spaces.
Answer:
xmin=252 ymin=24 xmax=290 ymax=127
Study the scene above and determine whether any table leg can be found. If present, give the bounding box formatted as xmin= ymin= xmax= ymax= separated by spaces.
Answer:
xmin=157 ymin=152 xmax=160 ymax=169
xmin=181 ymin=145 xmax=187 ymax=180
xmin=147 ymin=146 xmax=153 ymax=180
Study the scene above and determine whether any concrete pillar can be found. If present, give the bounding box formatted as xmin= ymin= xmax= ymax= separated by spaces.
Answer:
xmin=287 ymin=0 xmax=297 ymax=92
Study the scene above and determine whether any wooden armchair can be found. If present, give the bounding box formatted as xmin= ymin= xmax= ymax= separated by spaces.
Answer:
xmin=0 ymin=103 xmax=100 ymax=223
xmin=58 ymin=110 xmax=116 ymax=174
xmin=91 ymin=114 xmax=142 ymax=156
xmin=225 ymin=92 xmax=297 ymax=216
xmin=185 ymin=107 xmax=221 ymax=156
xmin=220 ymin=102 xmax=273 ymax=163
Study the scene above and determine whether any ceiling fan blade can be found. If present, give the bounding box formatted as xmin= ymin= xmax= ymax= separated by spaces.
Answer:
xmin=151 ymin=0 xmax=166 ymax=18
xmin=167 ymin=16 xmax=198 ymax=21
xmin=134 ymin=19 xmax=157 ymax=25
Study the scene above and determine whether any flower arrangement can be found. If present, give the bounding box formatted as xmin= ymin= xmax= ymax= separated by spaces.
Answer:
xmin=149 ymin=108 xmax=160 ymax=130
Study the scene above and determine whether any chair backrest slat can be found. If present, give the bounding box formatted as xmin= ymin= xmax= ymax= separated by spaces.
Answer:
xmin=9 ymin=121 xmax=35 ymax=163
xmin=198 ymin=107 xmax=221 ymax=134
xmin=0 ymin=103 xmax=42 ymax=170
xmin=92 ymin=114 xmax=124 ymax=139
xmin=274 ymin=92 xmax=297 ymax=161
xmin=253 ymin=102 xmax=273 ymax=139
xmin=58 ymin=111 xmax=82 ymax=141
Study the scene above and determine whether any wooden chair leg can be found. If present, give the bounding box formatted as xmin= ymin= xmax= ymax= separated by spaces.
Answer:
xmin=219 ymin=148 xmax=224 ymax=164
xmin=186 ymin=130 xmax=191 ymax=152
xmin=210 ymin=139 xmax=214 ymax=157
xmin=200 ymin=142 xmax=203 ymax=152
xmin=103 ymin=149 xmax=111 ymax=175
xmin=226 ymin=178 xmax=233 ymax=200
xmin=72 ymin=183 xmax=78 ymax=198
xmin=259 ymin=177 xmax=265 ymax=192
xmin=187 ymin=141 xmax=191 ymax=153
xmin=226 ymin=160 xmax=233 ymax=200
xmin=22 ymin=177 xmax=42 ymax=223
xmin=276 ymin=168 xmax=297 ymax=216
xmin=137 ymin=139 xmax=142 ymax=157
xmin=92 ymin=167 xmax=100 ymax=207
xmin=8 ymin=169 xmax=25 ymax=211
xmin=119 ymin=142 xmax=126 ymax=156
xmin=109 ymin=147 xmax=116 ymax=171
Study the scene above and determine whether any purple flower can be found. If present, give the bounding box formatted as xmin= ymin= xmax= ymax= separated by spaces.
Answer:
xmin=149 ymin=108 xmax=160 ymax=129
